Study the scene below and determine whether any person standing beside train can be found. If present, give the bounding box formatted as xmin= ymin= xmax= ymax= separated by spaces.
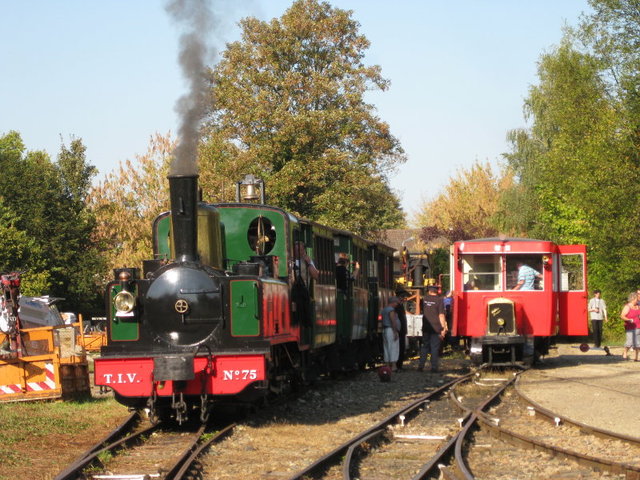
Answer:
xmin=620 ymin=292 xmax=640 ymax=361
xmin=443 ymin=290 xmax=459 ymax=350
xmin=588 ymin=289 xmax=608 ymax=348
xmin=417 ymin=285 xmax=447 ymax=373
xmin=395 ymin=296 xmax=408 ymax=371
xmin=381 ymin=296 xmax=401 ymax=371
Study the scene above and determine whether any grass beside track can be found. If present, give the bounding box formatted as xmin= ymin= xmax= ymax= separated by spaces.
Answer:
xmin=0 ymin=396 xmax=129 ymax=480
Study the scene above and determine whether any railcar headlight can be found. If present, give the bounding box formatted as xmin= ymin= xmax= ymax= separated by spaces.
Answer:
xmin=114 ymin=291 xmax=136 ymax=313
xmin=496 ymin=318 xmax=505 ymax=327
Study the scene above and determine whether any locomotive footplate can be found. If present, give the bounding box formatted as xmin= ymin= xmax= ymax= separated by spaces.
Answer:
xmin=471 ymin=335 xmax=531 ymax=366
xmin=479 ymin=335 xmax=526 ymax=345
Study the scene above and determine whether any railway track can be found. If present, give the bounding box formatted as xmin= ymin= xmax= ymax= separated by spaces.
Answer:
xmin=458 ymin=375 xmax=640 ymax=479
xmin=55 ymin=358 xmax=640 ymax=479
xmin=284 ymin=368 xmax=517 ymax=480
xmin=278 ymin=367 xmax=640 ymax=479
xmin=54 ymin=413 xmax=235 ymax=480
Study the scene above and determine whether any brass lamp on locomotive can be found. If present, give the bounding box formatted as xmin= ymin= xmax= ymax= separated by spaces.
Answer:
xmin=94 ymin=174 xmax=394 ymax=422
xmin=451 ymin=238 xmax=588 ymax=365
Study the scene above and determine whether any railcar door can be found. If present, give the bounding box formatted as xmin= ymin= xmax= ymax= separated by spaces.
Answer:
xmin=557 ymin=244 xmax=588 ymax=335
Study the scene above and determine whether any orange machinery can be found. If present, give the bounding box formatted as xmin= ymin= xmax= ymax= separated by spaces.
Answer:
xmin=0 ymin=321 xmax=90 ymax=402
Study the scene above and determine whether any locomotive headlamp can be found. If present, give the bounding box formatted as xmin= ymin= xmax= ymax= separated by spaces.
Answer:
xmin=114 ymin=291 xmax=136 ymax=313
xmin=496 ymin=318 xmax=505 ymax=327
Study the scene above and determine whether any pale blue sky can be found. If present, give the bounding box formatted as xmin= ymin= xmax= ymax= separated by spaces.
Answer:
xmin=0 ymin=1 xmax=590 ymax=220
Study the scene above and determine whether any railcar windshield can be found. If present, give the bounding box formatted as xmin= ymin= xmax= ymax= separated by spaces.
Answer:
xmin=461 ymin=254 xmax=546 ymax=291
xmin=506 ymin=255 xmax=544 ymax=291
xmin=461 ymin=255 xmax=501 ymax=291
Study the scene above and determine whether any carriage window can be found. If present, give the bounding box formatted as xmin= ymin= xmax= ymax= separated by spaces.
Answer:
xmin=560 ymin=254 xmax=584 ymax=291
xmin=461 ymin=255 xmax=501 ymax=291
xmin=247 ymin=216 xmax=276 ymax=255
xmin=313 ymin=236 xmax=335 ymax=286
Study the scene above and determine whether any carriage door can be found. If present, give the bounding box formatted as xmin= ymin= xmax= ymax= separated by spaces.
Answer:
xmin=557 ymin=245 xmax=588 ymax=335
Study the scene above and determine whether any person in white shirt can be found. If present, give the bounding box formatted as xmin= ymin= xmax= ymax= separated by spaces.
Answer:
xmin=588 ymin=289 xmax=608 ymax=348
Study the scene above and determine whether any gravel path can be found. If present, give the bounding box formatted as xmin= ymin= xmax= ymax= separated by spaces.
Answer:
xmin=519 ymin=343 xmax=640 ymax=438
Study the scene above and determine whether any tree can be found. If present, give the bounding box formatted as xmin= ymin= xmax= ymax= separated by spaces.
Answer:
xmin=413 ymin=161 xmax=515 ymax=239
xmin=58 ymin=138 xmax=98 ymax=206
xmin=0 ymin=132 xmax=56 ymax=293
xmin=507 ymin=41 xmax=637 ymax=243
xmin=578 ymin=0 xmax=640 ymax=132
xmin=0 ymin=199 xmax=49 ymax=295
xmin=203 ymin=0 xmax=405 ymax=234
xmin=0 ymin=132 xmax=103 ymax=311
xmin=88 ymin=133 xmax=175 ymax=278
xmin=53 ymin=138 xmax=104 ymax=311
xmin=503 ymin=29 xmax=640 ymax=341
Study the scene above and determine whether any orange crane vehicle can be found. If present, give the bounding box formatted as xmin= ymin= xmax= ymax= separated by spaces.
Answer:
xmin=0 ymin=272 xmax=90 ymax=402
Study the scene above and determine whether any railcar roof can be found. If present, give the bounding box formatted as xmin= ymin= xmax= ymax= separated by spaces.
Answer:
xmin=463 ymin=237 xmax=545 ymax=243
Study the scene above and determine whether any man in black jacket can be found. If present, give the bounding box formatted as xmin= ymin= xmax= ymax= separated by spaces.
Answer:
xmin=417 ymin=286 xmax=448 ymax=373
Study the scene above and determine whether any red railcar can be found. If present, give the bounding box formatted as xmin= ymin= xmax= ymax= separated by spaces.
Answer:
xmin=451 ymin=238 xmax=588 ymax=365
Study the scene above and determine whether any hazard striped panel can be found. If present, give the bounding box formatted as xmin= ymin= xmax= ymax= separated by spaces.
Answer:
xmin=26 ymin=362 xmax=56 ymax=392
xmin=0 ymin=362 xmax=56 ymax=395
xmin=0 ymin=383 xmax=22 ymax=395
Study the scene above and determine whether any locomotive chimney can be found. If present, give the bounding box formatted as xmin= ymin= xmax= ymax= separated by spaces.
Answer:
xmin=168 ymin=174 xmax=199 ymax=262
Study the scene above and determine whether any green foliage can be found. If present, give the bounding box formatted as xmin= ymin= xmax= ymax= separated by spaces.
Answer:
xmin=501 ymin=1 xmax=640 ymax=341
xmin=0 ymin=131 xmax=103 ymax=313
xmin=579 ymin=0 xmax=640 ymax=126
xmin=429 ymin=248 xmax=450 ymax=285
xmin=203 ymin=0 xmax=405 ymax=235
xmin=0 ymin=201 xmax=36 ymax=271
xmin=57 ymin=138 xmax=98 ymax=206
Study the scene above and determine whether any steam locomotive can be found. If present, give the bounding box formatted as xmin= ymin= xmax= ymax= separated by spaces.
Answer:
xmin=94 ymin=174 xmax=394 ymax=422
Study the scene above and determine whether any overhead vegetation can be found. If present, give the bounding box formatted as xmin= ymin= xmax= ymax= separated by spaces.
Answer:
xmin=502 ymin=0 xmax=640 ymax=337
xmin=0 ymin=131 xmax=103 ymax=312
xmin=414 ymin=161 xmax=515 ymax=240
xmin=202 ymin=0 xmax=405 ymax=233
xmin=415 ymin=0 xmax=640 ymax=340
xmin=87 ymin=133 xmax=175 ymax=279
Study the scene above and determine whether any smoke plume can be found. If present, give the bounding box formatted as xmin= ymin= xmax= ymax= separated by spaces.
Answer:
xmin=165 ymin=0 xmax=216 ymax=176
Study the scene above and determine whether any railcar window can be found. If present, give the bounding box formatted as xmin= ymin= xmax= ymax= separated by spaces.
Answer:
xmin=368 ymin=251 xmax=378 ymax=281
xmin=506 ymin=255 xmax=544 ymax=290
xmin=461 ymin=255 xmax=501 ymax=291
xmin=560 ymin=254 xmax=584 ymax=291
xmin=385 ymin=255 xmax=394 ymax=287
